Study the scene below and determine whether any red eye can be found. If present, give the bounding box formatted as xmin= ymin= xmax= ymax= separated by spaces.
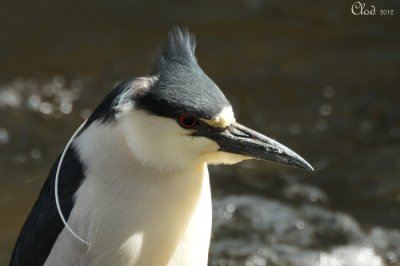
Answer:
xmin=178 ymin=113 xmax=199 ymax=129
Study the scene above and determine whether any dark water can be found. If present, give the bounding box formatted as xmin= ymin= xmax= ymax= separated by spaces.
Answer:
xmin=1 ymin=1 xmax=400 ymax=265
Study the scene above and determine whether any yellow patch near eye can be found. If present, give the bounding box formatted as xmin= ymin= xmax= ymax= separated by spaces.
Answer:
xmin=200 ymin=106 xmax=236 ymax=129
xmin=200 ymin=118 xmax=230 ymax=128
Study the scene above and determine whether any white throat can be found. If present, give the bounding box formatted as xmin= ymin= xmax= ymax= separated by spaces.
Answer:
xmin=45 ymin=122 xmax=212 ymax=266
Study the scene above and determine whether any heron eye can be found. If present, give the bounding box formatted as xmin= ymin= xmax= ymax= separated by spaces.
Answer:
xmin=178 ymin=114 xmax=199 ymax=129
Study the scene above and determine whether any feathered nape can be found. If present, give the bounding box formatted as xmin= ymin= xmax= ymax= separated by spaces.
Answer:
xmin=153 ymin=27 xmax=198 ymax=74
xmin=139 ymin=27 xmax=230 ymax=119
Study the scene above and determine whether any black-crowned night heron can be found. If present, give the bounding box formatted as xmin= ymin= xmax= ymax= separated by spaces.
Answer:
xmin=11 ymin=28 xmax=313 ymax=266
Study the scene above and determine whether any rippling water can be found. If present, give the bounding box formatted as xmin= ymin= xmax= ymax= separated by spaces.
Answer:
xmin=1 ymin=0 xmax=399 ymax=265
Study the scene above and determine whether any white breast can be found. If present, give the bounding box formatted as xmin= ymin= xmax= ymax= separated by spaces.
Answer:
xmin=44 ymin=122 xmax=212 ymax=266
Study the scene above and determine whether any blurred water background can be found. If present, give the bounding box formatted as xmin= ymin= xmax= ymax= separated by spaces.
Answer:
xmin=1 ymin=1 xmax=399 ymax=265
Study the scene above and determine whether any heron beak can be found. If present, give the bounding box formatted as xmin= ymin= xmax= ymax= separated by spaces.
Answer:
xmin=202 ymin=122 xmax=314 ymax=171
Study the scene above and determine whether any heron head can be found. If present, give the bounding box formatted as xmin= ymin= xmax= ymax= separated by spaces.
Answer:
xmin=113 ymin=28 xmax=313 ymax=172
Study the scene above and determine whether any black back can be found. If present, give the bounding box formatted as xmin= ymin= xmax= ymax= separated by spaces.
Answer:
xmin=10 ymin=149 xmax=84 ymax=266
xmin=9 ymin=80 xmax=134 ymax=265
